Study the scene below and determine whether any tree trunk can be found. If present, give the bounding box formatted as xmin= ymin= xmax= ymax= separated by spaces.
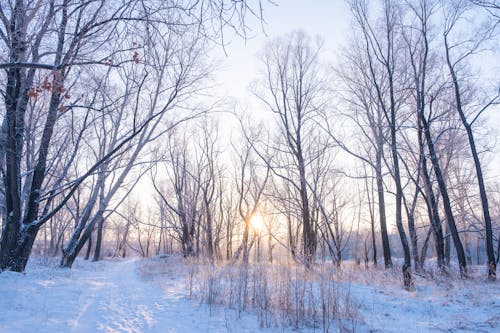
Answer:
xmin=181 ymin=223 xmax=190 ymax=257
xmin=420 ymin=144 xmax=446 ymax=271
xmin=406 ymin=209 xmax=420 ymax=271
xmin=387 ymin=66 xmax=413 ymax=290
xmin=268 ymin=231 xmax=273 ymax=263
xmin=226 ymin=219 xmax=233 ymax=260
xmin=84 ymin=235 xmax=92 ymax=260
xmin=371 ymin=215 xmax=377 ymax=266
xmin=465 ymin=235 xmax=472 ymax=266
xmin=419 ymin=226 xmax=433 ymax=272
xmin=364 ymin=236 xmax=370 ymax=268
xmin=205 ymin=209 xmax=214 ymax=261
xmin=287 ymin=216 xmax=297 ymax=261
xmin=61 ymin=212 xmax=101 ymax=268
xmin=0 ymin=38 xmax=30 ymax=272
xmin=496 ymin=236 xmax=500 ymax=265
xmin=92 ymin=217 xmax=105 ymax=261
xmin=445 ymin=223 xmax=451 ymax=266
xmin=242 ymin=218 xmax=250 ymax=264
xmin=476 ymin=237 xmax=481 ymax=265
xmin=376 ymin=151 xmax=392 ymax=268
xmin=0 ymin=225 xmax=40 ymax=272
xmin=298 ymin=154 xmax=315 ymax=269
xmin=365 ymin=174 xmax=378 ymax=266
xmin=391 ymin=138 xmax=413 ymax=290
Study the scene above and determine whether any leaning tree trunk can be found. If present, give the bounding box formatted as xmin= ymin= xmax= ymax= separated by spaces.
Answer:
xmin=419 ymin=226 xmax=433 ymax=271
xmin=418 ymin=118 xmax=446 ymax=271
xmin=420 ymin=111 xmax=467 ymax=277
xmin=61 ymin=209 xmax=103 ymax=268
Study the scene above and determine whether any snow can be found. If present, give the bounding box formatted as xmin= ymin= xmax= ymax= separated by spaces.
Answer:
xmin=0 ymin=257 xmax=499 ymax=332
xmin=333 ymin=264 xmax=500 ymax=332
xmin=349 ymin=275 xmax=500 ymax=332
xmin=0 ymin=258 xmax=267 ymax=333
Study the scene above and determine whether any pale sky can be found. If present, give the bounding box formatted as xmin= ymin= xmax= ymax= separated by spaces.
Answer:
xmin=212 ymin=0 xmax=350 ymax=108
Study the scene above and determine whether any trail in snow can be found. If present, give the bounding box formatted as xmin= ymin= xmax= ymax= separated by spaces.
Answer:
xmin=0 ymin=258 xmax=263 ymax=333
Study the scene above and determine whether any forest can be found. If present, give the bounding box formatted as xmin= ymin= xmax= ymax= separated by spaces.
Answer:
xmin=0 ymin=0 xmax=499 ymax=332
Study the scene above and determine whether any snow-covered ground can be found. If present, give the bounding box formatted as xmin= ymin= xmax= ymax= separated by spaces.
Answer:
xmin=0 ymin=258 xmax=266 ymax=333
xmin=345 ymin=268 xmax=500 ymax=332
xmin=0 ymin=257 xmax=499 ymax=332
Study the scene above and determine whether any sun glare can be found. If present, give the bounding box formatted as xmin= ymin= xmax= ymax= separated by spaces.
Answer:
xmin=250 ymin=213 xmax=264 ymax=232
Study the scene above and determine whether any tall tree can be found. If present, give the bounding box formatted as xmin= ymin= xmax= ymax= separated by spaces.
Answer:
xmin=254 ymin=31 xmax=326 ymax=268
xmin=401 ymin=0 xmax=447 ymax=272
xmin=443 ymin=1 xmax=498 ymax=280
xmin=349 ymin=0 xmax=413 ymax=290
xmin=333 ymin=35 xmax=393 ymax=268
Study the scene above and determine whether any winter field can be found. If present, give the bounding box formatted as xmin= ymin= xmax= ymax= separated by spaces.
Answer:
xmin=0 ymin=257 xmax=498 ymax=333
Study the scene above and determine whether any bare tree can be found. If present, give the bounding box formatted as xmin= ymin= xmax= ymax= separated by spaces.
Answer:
xmin=400 ymin=0 xmax=447 ymax=272
xmin=152 ymin=130 xmax=203 ymax=258
xmin=254 ymin=31 xmax=326 ymax=268
xmin=0 ymin=0 xmax=136 ymax=271
xmin=59 ymin=27 xmax=208 ymax=267
xmin=349 ymin=0 xmax=414 ymax=289
xmin=333 ymin=34 xmax=394 ymax=268
xmin=442 ymin=1 xmax=499 ymax=280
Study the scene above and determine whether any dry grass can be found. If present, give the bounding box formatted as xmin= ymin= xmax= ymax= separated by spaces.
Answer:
xmin=186 ymin=260 xmax=361 ymax=332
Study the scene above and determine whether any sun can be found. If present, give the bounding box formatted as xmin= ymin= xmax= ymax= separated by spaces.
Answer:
xmin=249 ymin=212 xmax=264 ymax=233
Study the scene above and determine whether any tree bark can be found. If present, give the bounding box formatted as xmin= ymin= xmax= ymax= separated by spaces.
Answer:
xmin=92 ymin=217 xmax=105 ymax=262
xmin=376 ymin=152 xmax=392 ymax=268
xmin=84 ymin=235 xmax=92 ymax=261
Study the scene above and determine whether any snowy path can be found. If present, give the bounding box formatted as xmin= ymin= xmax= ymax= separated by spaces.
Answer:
xmin=0 ymin=259 xmax=262 ymax=333
xmin=69 ymin=259 xmax=162 ymax=332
